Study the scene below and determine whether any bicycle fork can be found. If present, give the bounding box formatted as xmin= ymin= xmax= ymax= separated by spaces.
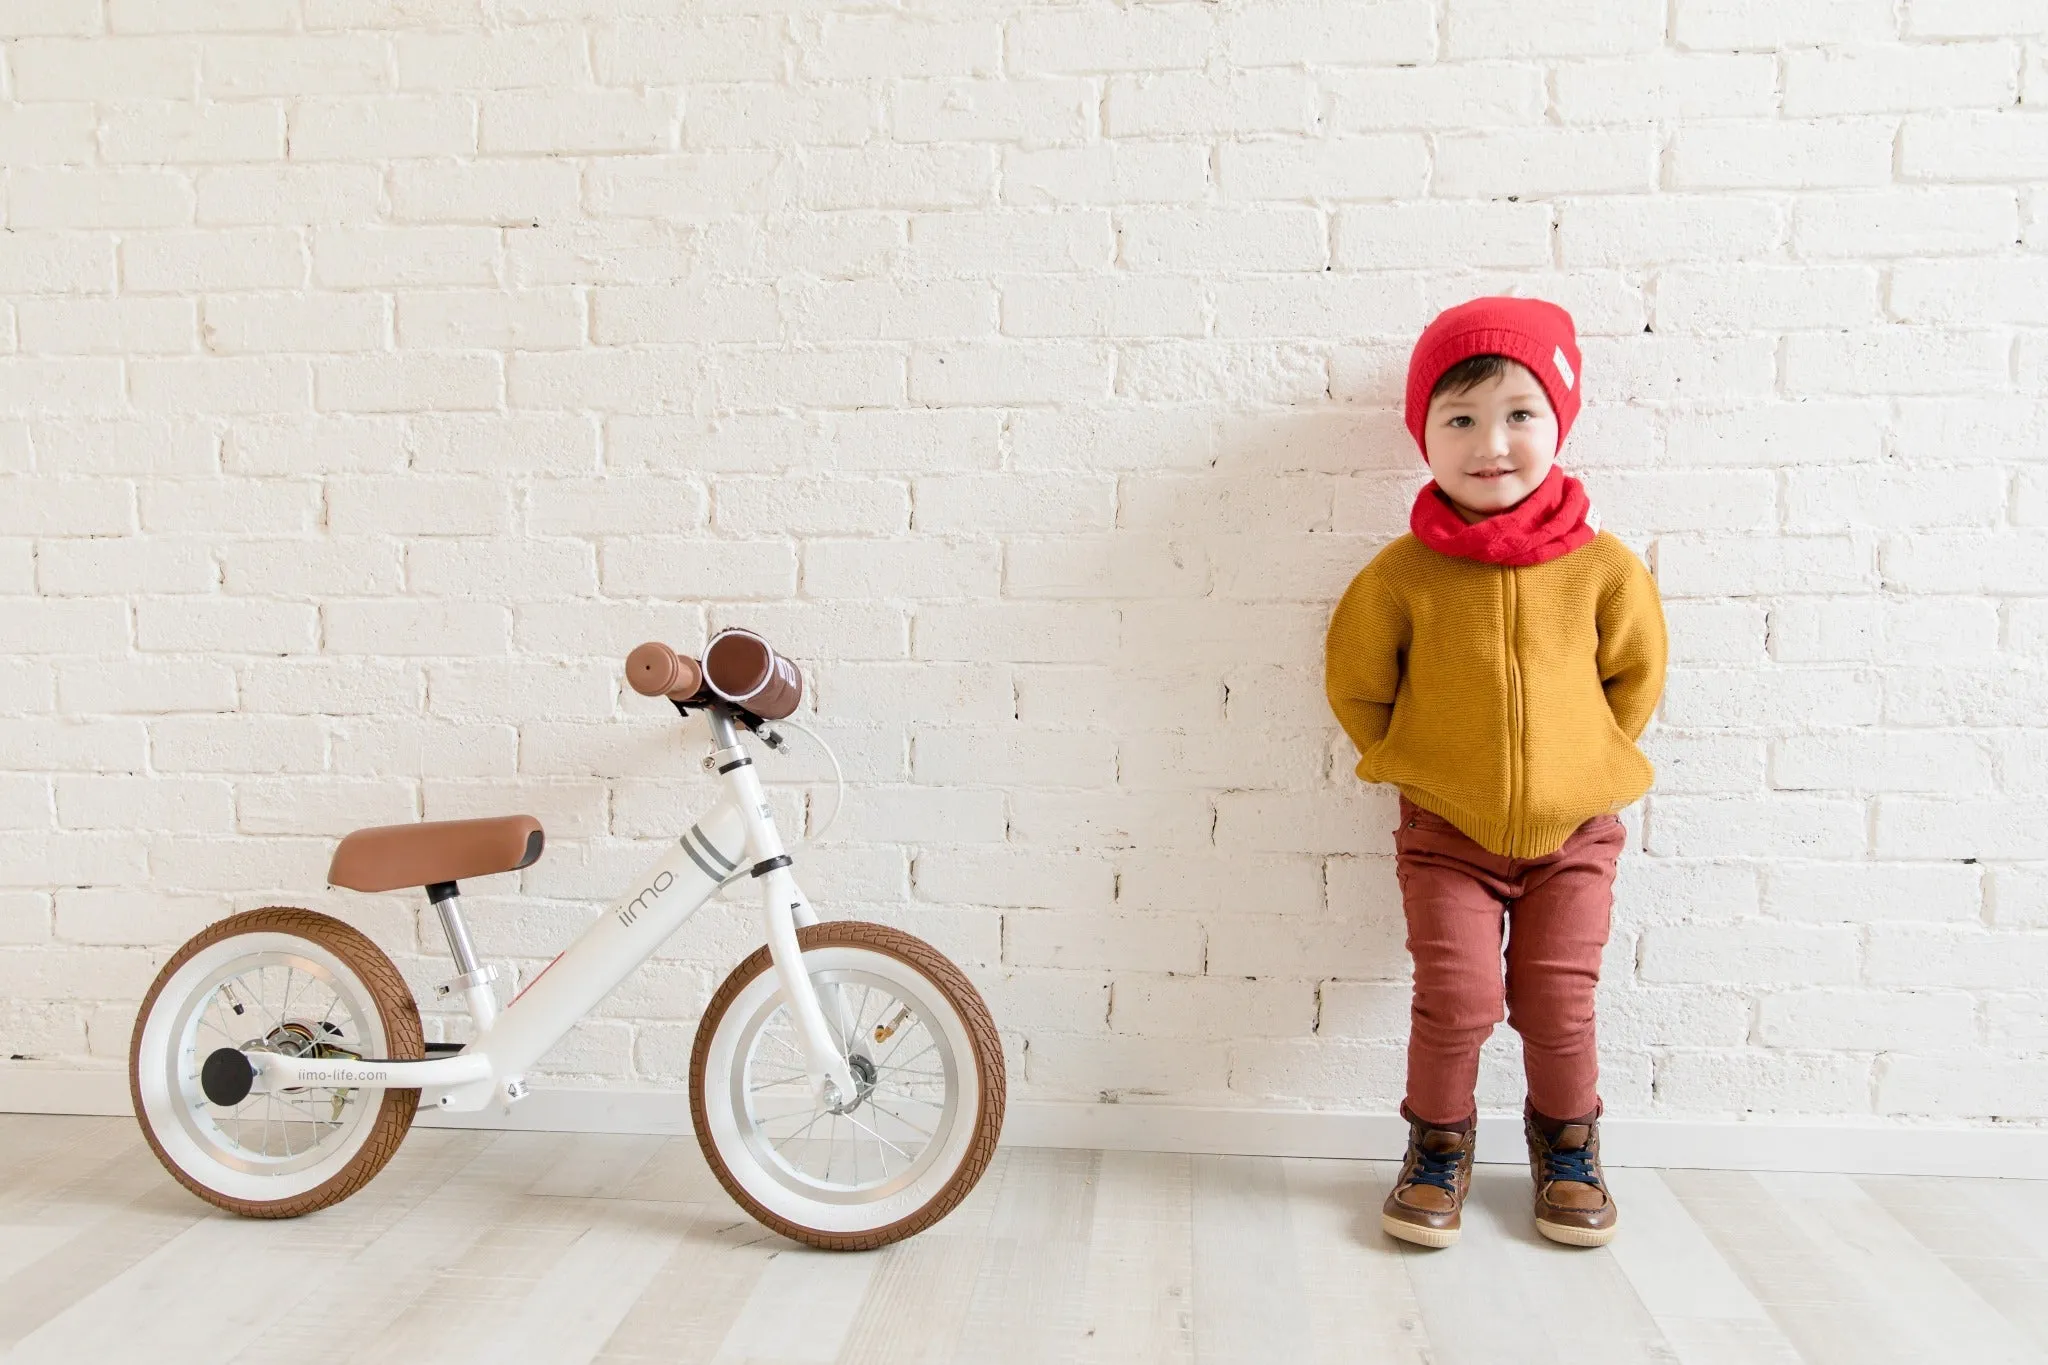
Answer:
xmin=759 ymin=866 xmax=864 ymax=1110
xmin=707 ymin=710 xmax=861 ymax=1111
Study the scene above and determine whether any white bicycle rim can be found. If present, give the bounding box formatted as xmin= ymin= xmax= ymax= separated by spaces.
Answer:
xmin=133 ymin=931 xmax=392 ymax=1204
xmin=700 ymin=944 xmax=981 ymax=1237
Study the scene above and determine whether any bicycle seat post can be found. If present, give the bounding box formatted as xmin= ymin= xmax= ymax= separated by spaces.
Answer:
xmin=428 ymin=880 xmax=499 ymax=1036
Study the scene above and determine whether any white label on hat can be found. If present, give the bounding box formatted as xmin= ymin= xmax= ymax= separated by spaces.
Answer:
xmin=1553 ymin=346 xmax=1576 ymax=391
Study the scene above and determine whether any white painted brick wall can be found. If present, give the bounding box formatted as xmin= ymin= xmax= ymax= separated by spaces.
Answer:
xmin=0 ymin=0 xmax=2042 ymax=1130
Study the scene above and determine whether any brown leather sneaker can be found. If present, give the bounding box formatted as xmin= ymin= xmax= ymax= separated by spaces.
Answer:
xmin=1525 ymin=1101 xmax=1618 ymax=1247
xmin=1381 ymin=1106 xmax=1476 ymax=1249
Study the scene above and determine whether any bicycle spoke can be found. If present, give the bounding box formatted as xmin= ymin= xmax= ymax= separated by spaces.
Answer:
xmin=770 ymin=1107 xmax=829 ymax=1154
xmin=763 ymin=1028 xmax=807 ymax=1063
xmin=877 ymin=1036 xmax=937 ymax=1075
xmin=226 ymin=1088 xmax=256 ymax=1146
xmin=241 ymin=969 xmax=286 ymax=1036
xmin=864 ymin=1097 xmax=936 ymax=1141
xmin=874 ymin=1015 xmax=937 ymax=1072
xmin=749 ymin=1021 xmax=812 ymax=1104
xmin=272 ymin=1093 xmax=342 ymax=1127
xmin=842 ymin=1111 xmax=914 ymax=1164
xmin=206 ymin=992 xmax=237 ymax=1047
xmin=875 ymin=1055 xmax=941 ymax=1078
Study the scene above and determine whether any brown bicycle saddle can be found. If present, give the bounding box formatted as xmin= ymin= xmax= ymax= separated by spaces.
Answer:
xmin=328 ymin=815 xmax=545 ymax=893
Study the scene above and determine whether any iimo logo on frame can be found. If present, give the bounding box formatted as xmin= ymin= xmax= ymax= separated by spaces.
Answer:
xmin=618 ymin=870 xmax=675 ymax=928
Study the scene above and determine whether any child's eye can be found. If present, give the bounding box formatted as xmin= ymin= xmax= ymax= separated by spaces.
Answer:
xmin=1446 ymin=415 xmax=1472 ymax=428
xmin=1510 ymin=409 xmax=1534 ymax=421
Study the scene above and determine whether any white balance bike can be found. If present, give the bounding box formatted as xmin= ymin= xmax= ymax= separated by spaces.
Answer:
xmin=129 ymin=631 xmax=1005 ymax=1250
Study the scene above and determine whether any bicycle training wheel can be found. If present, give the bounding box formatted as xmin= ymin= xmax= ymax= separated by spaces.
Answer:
xmin=690 ymin=921 xmax=1005 ymax=1251
xmin=129 ymin=907 xmax=423 ymax=1217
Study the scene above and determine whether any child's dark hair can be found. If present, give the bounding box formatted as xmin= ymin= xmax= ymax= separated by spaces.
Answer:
xmin=1429 ymin=353 xmax=1512 ymax=402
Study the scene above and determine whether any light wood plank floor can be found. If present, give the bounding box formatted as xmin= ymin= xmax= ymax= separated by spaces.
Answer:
xmin=3 ymin=1114 xmax=2045 ymax=1364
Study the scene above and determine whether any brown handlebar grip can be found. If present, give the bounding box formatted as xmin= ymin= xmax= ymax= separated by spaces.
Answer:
xmin=625 ymin=641 xmax=703 ymax=700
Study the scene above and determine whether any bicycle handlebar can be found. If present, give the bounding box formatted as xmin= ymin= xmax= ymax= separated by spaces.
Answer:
xmin=625 ymin=633 xmax=805 ymax=720
xmin=626 ymin=636 xmax=837 ymax=836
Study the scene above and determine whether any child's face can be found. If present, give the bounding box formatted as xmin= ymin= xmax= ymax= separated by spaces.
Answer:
xmin=1422 ymin=361 xmax=1559 ymax=520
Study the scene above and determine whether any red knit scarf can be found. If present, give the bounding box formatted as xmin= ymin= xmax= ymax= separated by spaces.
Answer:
xmin=1409 ymin=464 xmax=1599 ymax=567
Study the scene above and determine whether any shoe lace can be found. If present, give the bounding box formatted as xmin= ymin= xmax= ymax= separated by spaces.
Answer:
xmin=1408 ymin=1143 xmax=1465 ymax=1192
xmin=1542 ymin=1143 xmax=1600 ymax=1187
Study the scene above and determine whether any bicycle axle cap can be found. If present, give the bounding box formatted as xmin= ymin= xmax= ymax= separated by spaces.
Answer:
xmin=826 ymin=1052 xmax=879 ymax=1114
xmin=200 ymin=1046 xmax=256 ymax=1107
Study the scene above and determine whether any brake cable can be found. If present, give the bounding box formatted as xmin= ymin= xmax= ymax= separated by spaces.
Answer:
xmin=759 ymin=719 xmax=846 ymax=847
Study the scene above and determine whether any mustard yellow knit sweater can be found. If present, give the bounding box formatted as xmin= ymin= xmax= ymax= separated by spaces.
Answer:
xmin=1325 ymin=530 xmax=1667 ymax=859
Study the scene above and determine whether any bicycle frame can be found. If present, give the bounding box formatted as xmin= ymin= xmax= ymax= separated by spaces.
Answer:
xmin=242 ymin=709 xmax=862 ymax=1113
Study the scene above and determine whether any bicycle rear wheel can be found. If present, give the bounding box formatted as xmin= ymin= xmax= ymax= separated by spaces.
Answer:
xmin=690 ymin=921 xmax=1004 ymax=1251
xmin=129 ymin=907 xmax=422 ymax=1217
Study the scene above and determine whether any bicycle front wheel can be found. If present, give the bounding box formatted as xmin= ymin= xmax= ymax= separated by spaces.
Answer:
xmin=690 ymin=921 xmax=1004 ymax=1251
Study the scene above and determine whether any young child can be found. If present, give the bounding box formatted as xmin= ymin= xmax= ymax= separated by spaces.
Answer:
xmin=1324 ymin=296 xmax=1667 ymax=1249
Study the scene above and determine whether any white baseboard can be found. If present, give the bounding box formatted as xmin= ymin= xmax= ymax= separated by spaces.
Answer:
xmin=8 ymin=1064 xmax=2043 ymax=1179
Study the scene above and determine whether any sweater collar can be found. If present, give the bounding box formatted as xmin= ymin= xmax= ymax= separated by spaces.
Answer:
xmin=1409 ymin=464 xmax=1600 ymax=567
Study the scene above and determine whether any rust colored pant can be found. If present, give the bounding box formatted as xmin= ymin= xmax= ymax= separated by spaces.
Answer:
xmin=1393 ymin=793 xmax=1625 ymax=1127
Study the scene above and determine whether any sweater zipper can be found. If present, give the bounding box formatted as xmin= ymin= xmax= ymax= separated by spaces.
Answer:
xmin=1504 ymin=565 xmax=1522 ymax=843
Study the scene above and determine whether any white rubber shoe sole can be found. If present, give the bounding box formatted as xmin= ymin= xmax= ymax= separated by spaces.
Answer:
xmin=1535 ymin=1215 xmax=1618 ymax=1247
xmin=1381 ymin=1211 xmax=1461 ymax=1248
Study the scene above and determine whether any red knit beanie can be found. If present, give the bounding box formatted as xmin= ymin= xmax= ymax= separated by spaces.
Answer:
xmin=1404 ymin=296 xmax=1582 ymax=462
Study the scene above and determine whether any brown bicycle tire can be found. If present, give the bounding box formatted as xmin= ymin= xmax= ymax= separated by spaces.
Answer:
xmin=128 ymin=907 xmax=424 ymax=1219
xmin=689 ymin=920 xmax=1006 ymax=1252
